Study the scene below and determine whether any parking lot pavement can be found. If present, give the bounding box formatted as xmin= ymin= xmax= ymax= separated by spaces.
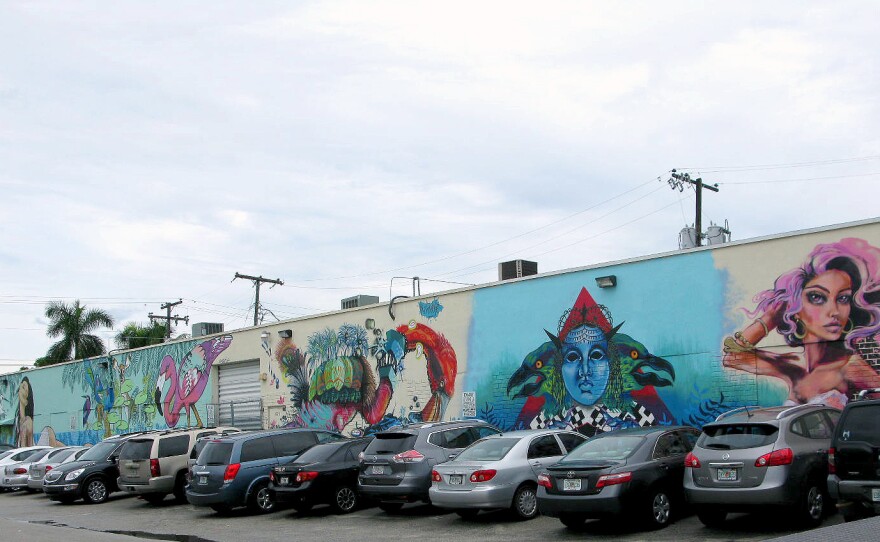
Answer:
xmin=0 ymin=489 xmax=845 ymax=542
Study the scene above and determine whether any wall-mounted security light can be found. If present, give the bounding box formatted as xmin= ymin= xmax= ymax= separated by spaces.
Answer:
xmin=365 ymin=318 xmax=376 ymax=330
xmin=278 ymin=329 xmax=292 ymax=339
xmin=260 ymin=331 xmax=270 ymax=339
xmin=595 ymin=275 xmax=617 ymax=288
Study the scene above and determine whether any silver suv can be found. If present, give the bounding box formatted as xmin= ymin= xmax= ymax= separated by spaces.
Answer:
xmin=684 ymin=404 xmax=840 ymax=528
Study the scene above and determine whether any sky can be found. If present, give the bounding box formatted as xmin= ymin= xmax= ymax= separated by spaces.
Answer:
xmin=2 ymin=1 xmax=879 ymax=375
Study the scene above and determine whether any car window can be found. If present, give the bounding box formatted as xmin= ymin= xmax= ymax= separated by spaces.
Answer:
xmin=50 ymin=448 xmax=77 ymax=463
xmin=346 ymin=439 xmax=372 ymax=461
xmin=429 ymin=427 xmax=477 ymax=449
xmin=697 ymin=424 xmax=778 ymax=450
xmin=240 ymin=437 xmax=277 ymax=462
xmin=528 ymin=435 xmax=563 ymax=459
xmin=557 ymin=432 xmax=588 ymax=453
xmin=271 ymin=432 xmax=318 ymax=456
xmin=365 ymin=433 xmax=418 ymax=455
xmin=837 ymin=406 xmax=880 ymax=444
xmin=475 ymin=426 xmax=501 ymax=438
xmin=12 ymin=450 xmax=42 ymax=461
xmin=295 ymin=443 xmax=343 ymax=463
xmin=197 ymin=442 xmax=234 ymax=466
xmin=315 ymin=431 xmax=344 ymax=443
xmin=653 ymin=433 xmax=687 ymax=459
xmin=791 ymin=412 xmax=833 ymax=439
xmin=678 ymin=430 xmax=700 ymax=450
xmin=158 ymin=435 xmax=190 ymax=458
xmin=27 ymin=449 xmax=52 ymax=462
xmin=824 ymin=409 xmax=841 ymax=429
xmin=561 ymin=436 xmax=644 ymax=462
xmin=86 ymin=441 xmax=124 ymax=461
xmin=457 ymin=438 xmax=519 ymax=462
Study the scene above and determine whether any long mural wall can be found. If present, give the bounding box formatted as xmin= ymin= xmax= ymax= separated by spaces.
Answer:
xmin=3 ymin=220 xmax=879 ymax=446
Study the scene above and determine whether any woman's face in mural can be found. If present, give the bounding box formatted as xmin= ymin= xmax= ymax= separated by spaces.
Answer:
xmin=18 ymin=379 xmax=29 ymax=408
xmin=560 ymin=324 xmax=609 ymax=405
xmin=798 ymin=269 xmax=853 ymax=342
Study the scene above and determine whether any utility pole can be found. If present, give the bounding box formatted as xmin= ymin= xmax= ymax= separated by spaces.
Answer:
xmin=233 ymin=273 xmax=284 ymax=326
xmin=149 ymin=299 xmax=189 ymax=339
xmin=666 ymin=169 xmax=720 ymax=247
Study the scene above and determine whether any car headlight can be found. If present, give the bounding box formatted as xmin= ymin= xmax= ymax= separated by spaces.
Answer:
xmin=65 ymin=468 xmax=85 ymax=481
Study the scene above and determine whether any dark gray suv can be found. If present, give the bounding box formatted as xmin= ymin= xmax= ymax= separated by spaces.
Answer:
xmin=827 ymin=388 xmax=880 ymax=522
xmin=684 ymin=404 xmax=840 ymax=528
xmin=358 ymin=420 xmax=501 ymax=512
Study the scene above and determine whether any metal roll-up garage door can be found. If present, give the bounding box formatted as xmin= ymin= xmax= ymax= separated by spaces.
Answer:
xmin=218 ymin=361 xmax=262 ymax=430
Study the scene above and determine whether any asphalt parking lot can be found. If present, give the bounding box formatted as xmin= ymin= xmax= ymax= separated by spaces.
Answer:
xmin=0 ymin=489 xmax=848 ymax=542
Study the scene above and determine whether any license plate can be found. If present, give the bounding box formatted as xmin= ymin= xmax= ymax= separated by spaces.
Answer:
xmin=370 ymin=465 xmax=385 ymax=475
xmin=872 ymin=488 xmax=880 ymax=502
xmin=563 ymin=479 xmax=581 ymax=491
xmin=717 ymin=468 xmax=738 ymax=481
xmin=280 ymin=477 xmax=289 ymax=485
xmin=449 ymin=474 xmax=463 ymax=485
xmin=198 ymin=476 xmax=207 ymax=485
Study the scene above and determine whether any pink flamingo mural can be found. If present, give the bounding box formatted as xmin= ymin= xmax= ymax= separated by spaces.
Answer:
xmin=155 ymin=335 xmax=233 ymax=428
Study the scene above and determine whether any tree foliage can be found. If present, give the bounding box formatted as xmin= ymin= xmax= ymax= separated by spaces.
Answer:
xmin=41 ymin=300 xmax=114 ymax=366
xmin=115 ymin=321 xmax=169 ymax=350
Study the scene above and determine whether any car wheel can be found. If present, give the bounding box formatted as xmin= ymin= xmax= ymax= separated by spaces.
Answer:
xmin=696 ymin=508 xmax=727 ymax=528
xmin=143 ymin=493 xmax=167 ymax=504
xmin=559 ymin=512 xmax=586 ymax=529
xmin=332 ymin=485 xmax=359 ymax=514
xmin=796 ymin=481 xmax=825 ymax=528
xmin=83 ymin=477 xmax=109 ymax=504
xmin=455 ymin=509 xmax=479 ymax=520
xmin=645 ymin=488 xmax=672 ymax=528
xmin=210 ymin=504 xmax=232 ymax=515
xmin=378 ymin=502 xmax=405 ymax=514
xmin=248 ymin=482 xmax=275 ymax=514
xmin=511 ymin=484 xmax=538 ymax=520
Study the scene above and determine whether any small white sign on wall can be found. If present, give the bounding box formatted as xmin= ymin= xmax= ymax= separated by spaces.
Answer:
xmin=206 ymin=404 xmax=216 ymax=427
xmin=461 ymin=391 xmax=476 ymax=418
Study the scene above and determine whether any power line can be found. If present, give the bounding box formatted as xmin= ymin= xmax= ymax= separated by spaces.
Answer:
xmin=677 ymin=154 xmax=880 ymax=173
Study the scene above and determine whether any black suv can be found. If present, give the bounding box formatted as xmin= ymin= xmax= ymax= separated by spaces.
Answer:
xmin=44 ymin=432 xmax=148 ymax=504
xmin=358 ymin=419 xmax=501 ymax=512
xmin=828 ymin=388 xmax=880 ymax=521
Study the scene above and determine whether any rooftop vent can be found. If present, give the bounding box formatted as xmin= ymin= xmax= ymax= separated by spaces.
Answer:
xmin=499 ymin=260 xmax=538 ymax=281
xmin=341 ymin=295 xmax=380 ymax=310
xmin=192 ymin=322 xmax=224 ymax=337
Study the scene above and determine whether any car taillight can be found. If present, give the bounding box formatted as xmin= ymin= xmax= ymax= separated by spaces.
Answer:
xmin=469 ymin=470 xmax=497 ymax=483
xmin=269 ymin=470 xmax=276 ymax=483
xmin=45 ymin=465 xmax=53 ymax=472
xmin=537 ymin=474 xmax=552 ymax=489
xmin=431 ymin=470 xmax=442 ymax=483
xmin=596 ymin=472 xmax=632 ymax=489
xmin=755 ymin=448 xmax=793 ymax=467
xmin=13 ymin=468 xmax=27 ymax=475
xmin=828 ymin=447 xmax=836 ymax=474
xmin=684 ymin=452 xmax=701 ymax=468
xmin=295 ymin=471 xmax=318 ymax=483
xmin=150 ymin=458 xmax=161 ymax=478
xmin=392 ymin=450 xmax=425 ymax=463
xmin=223 ymin=463 xmax=241 ymax=482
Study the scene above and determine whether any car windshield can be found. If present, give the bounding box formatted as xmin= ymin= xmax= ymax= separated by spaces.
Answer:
xmin=26 ymin=449 xmax=52 ymax=462
xmin=197 ymin=442 xmax=234 ymax=466
xmin=295 ymin=443 xmax=341 ymax=463
xmin=0 ymin=451 xmax=12 ymax=460
xmin=79 ymin=441 xmax=117 ymax=462
xmin=561 ymin=436 xmax=644 ymax=461
xmin=837 ymin=407 xmax=880 ymax=445
xmin=363 ymin=433 xmax=417 ymax=455
xmin=454 ymin=438 xmax=518 ymax=462
xmin=50 ymin=448 xmax=78 ymax=463
xmin=698 ymin=424 xmax=778 ymax=450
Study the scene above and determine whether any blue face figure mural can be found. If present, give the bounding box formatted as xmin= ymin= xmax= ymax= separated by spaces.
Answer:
xmin=560 ymin=323 xmax=609 ymax=405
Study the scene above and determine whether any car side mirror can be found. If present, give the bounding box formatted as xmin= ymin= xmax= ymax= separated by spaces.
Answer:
xmin=448 ymin=453 xmax=458 ymax=460
xmin=109 ymin=455 xmax=118 ymax=464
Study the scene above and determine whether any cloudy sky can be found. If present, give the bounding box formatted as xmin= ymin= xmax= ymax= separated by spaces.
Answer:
xmin=2 ymin=1 xmax=879 ymax=374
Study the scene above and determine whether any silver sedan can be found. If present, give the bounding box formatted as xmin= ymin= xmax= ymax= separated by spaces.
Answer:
xmin=429 ymin=429 xmax=587 ymax=520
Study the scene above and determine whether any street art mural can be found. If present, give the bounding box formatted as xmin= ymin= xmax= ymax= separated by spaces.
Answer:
xmin=722 ymin=238 xmax=880 ymax=409
xmin=267 ymin=320 xmax=457 ymax=435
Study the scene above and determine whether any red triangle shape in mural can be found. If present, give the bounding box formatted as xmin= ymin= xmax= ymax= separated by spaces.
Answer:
xmin=559 ymin=287 xmax=611 ymax=340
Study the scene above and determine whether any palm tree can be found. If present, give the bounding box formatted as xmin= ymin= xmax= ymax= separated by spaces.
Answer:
xmin=115 ymin=321 xmax=169 ymax=350
xmin=42 ymin=300 xmax=114 ymax=365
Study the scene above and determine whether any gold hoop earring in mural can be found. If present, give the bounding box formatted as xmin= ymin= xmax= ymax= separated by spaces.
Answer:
xmin=793 ymin=317 xmax=807 ymax=340
xmin=844 ymin=318 xmax=854 ymax=334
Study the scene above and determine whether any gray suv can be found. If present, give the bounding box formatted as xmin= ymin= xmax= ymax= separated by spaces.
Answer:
xmin=358 ymin=420 xmax=501 ymax=512
xmin=827 ymin=389 xmax=880 ymax=521
xmin=684 ymin=404 xmax=839 ymax=528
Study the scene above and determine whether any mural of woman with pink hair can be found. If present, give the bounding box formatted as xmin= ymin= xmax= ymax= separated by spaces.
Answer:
xmin=723 ymin=237 xmax=880 ymax=409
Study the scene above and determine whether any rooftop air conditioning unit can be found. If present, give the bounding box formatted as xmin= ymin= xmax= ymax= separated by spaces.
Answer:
xmin=341 ymin=295 xmax=380 ymax=310
xmin=192 ymin=322 xmax=224 ymax=337
xmin=499 ymin=259 xmax=538 ymax=281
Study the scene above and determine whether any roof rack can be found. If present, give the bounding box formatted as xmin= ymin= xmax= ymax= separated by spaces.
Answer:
xmin=776 ymin=403 xmax=827 ymax=420
xmin=856 ymin=388 xmax=880 ymax=400
xmin=715 ymin=405 xmax=762 ymax=421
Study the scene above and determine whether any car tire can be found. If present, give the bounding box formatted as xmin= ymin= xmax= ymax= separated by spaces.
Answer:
xmin=696 ymin=508 xmax=727 ymax=528
xmin=378 ymin=502 xmax=405 ymax=514
xmin=143 ymin=493 xmax=167 ymax=504
xmin=559 ymin=512 xmax=586 ymax=529
xmin=455 ymin=509 xmax=479 ymax=520
xmin=332 ymin=485 xmax=359 ymax=514
xmin=248 ymin=482 xmax=275 ymax=514
xmin=644 ymin=488 xmax=672 ymax=529
xmin=210 ymin=504 xmax=232 ymax=515
xmin=82 ymin=476 xmax=109 ymax=504
xmin=173 ymin=472 xmax=188 ymax=503
xmin=511 ymin=484 xmax=538 ymax=520
xmin=795 ymin=480 xmax=825 ymax=528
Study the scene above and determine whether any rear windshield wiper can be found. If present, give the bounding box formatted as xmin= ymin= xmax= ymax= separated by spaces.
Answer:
xmin=705 ymin=443 xmax=732 ymax=450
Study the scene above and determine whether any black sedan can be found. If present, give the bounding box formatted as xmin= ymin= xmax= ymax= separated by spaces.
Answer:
xmin=269 ymin=437 xmax=373 ymax=514
xmin=537 ymin=425 xmax=699 ymax=530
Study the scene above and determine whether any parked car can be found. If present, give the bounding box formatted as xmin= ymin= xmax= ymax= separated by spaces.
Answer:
xmin=269 ymin=437 xmax=374 ymax=514
xmin=0 ymin=444 xmax=13 ymax=453
xmin=430 ymin=429 xmax=587 ymax=519
xmin=828 ymin=388 xmax=880 ymax=522
xmin=27 ymin=446 xmax=88 ymax=491
xmin=358 ymin=419 xmax=502 ymax=512
xmin=684 ymin=404 xmax=839 ymax=528
xmin=43 ymin=434 xmax=140 ymax=504
xmin=2 ymin=448 xmax=54 ymax=491
xmin=538 ymin=426 xmax=699 ymax=530
xmin=0 ymin=446 xmax=51 ymax=492
xmin=117 ymin=426 xmax=238 ymax=503
xmin=186 ymin=428 xmax=343 ymax=514
xmin=186 ymin=428 xmax=243 ymax=481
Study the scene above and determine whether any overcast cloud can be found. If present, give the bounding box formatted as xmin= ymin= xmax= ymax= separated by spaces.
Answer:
xmin=2 ymin=1 xmax=879 ymax=374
